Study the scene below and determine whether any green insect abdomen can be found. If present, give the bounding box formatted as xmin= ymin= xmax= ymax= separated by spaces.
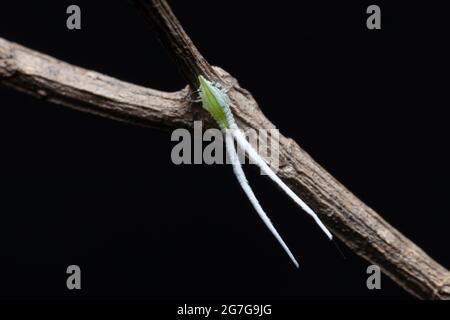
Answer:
xmin=198 ymin=75 xmax=233 ymax=129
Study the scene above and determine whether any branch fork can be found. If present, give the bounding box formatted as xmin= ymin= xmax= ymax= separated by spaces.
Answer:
xmin=1 ymin=0 xmax=449 ymax=299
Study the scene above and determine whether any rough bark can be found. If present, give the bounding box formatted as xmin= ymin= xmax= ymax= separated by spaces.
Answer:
xmin=1 ymin=0 xmax=449 ymax=299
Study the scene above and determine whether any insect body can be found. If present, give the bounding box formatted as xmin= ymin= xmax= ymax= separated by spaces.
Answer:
xmin=197 ymin=75 xmax=332 ymax=267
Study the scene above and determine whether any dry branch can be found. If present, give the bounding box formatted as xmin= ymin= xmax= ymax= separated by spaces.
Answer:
xmin=1 ymin=0 xmax=449 ymax=299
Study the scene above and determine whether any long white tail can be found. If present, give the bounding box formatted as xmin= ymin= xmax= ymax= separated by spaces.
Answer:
xmin=232 ymin=129 xmax=333 ymax=240
xmin=225 ymin=131 xmax=299 ymax=268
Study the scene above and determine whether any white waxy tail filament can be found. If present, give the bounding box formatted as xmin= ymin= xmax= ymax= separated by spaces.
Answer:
xmin=232 ymin=129 xmax=333 ymax=240
xmin=225 ymin=130 xmax=299 ymax=268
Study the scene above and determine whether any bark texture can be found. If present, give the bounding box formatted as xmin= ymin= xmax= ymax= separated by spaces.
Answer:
xmin=1 ymin=0 xmax=449 ymax=299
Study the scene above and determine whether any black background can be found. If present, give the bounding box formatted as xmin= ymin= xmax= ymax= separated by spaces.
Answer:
xmin=0 ymin=0 xmax=449 ymax=300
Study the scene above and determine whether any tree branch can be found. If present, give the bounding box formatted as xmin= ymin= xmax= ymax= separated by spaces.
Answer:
xmin=132 ymin=0 xmax=220 ymax=88
xmin=1 ymin=0 xmax=449 ymax=299
xmin=0 ymin=37 xmax=193 ymax=130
